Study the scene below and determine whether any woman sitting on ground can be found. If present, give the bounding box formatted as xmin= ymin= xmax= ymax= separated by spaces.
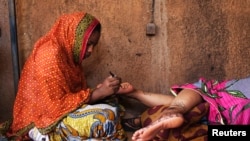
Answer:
xmin=3 ymin=12 xmax=128 ymax=141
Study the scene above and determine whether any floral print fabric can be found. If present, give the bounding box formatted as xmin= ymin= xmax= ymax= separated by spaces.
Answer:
xmin=171 ymin=77 xmax=250 ymax=125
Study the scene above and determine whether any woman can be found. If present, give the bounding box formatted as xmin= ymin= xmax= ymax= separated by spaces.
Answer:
xmin=120 ymin=77 xmax=250 ymax=141
xmin=7 ymin=12 xmax=128 ymax=141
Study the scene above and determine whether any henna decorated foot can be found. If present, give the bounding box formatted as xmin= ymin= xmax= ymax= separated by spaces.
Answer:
xmin=116 ymin=82 xmax=135 ymax=94
xmin=96 ymin=82 xmax=135 ymax=94
xmin=131 ymin=112 xmax=184 ymax=141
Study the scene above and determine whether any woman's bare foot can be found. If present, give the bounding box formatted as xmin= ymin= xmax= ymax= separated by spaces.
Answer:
xmin=131 ymin=112 xmax=184 ymax=141
xmin=116 ymin=82 xmax=135 ymax=94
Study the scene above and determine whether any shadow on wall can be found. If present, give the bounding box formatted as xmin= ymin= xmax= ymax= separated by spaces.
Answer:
xmin=0 ymin=0 xmax=16 ymax=122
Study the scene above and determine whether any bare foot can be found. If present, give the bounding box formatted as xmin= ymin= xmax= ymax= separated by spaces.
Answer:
xmin=96 ymin=83 xmax=102 ymax=88
xmin=131 ymin=112 xmax=184 ymax=141
xmin=116 ymin=82 xmax=135 ymax=94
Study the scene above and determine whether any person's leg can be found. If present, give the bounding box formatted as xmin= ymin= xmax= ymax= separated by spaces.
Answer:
xmin=132 ymin=111 xmax=184 ymax=141
xmin=118 ymin=83 xmax=202 ymax=114
xmin=167 ymin=89 xmax=203 ymax=113
xmin=132 ymin=102 xmax=209 ymax=141
xmin=131 ymin=89 xmax=203 ymax=141
xmin=117 ymin=83 xmax=204 ymax=140
xmin=118 ymin=83 xmax=202 ymax=111
xmin=118 ymin=85 xmax=175 ymax=107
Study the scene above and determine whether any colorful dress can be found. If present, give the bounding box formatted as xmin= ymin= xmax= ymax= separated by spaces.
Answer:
xmin=171 ymin=77 xmax=250 ymax=125
xmin=7 ymin=12 xmax=126 ymax=141
xmin=29 ymin=103 xmax=126 ymax=141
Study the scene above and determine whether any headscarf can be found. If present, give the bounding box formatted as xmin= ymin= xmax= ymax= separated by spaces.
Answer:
xmin=11 ymin=12 xmax=101 ymax=137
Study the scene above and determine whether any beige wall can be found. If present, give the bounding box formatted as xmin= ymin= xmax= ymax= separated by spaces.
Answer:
xmin=1 ymin=0 xmax=250 ymax=121
xmin=166 ymin=0 xmax=250 ymax=86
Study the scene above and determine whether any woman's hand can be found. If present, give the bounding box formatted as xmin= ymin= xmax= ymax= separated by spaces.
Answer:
xmin=89 ymin=75 xmax=121 ymax=103
xmin=100 ymin=75 xmax=122 ymax=95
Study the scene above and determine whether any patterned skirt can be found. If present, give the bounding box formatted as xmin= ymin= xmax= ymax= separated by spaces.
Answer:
xmin=47 ymin=103 xmax=127 ymax=141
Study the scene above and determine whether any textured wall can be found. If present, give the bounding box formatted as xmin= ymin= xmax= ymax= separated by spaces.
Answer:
xmin=1 ymin=0 xmax=250 ymax=122
xmin=166 ymin=0 xmax=250 ymax=87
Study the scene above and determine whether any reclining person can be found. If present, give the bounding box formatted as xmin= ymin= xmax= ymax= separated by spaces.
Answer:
xmin=118 ymin=76 xmax=250 ymax=141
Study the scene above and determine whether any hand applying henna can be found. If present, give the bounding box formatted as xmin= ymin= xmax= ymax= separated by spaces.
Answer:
xmin=88 ymin=72 xmax=121 ymax=103
xmin=109 ymin=71 xmax=137 ymax=95
xmin=109 ymin=71 xmax=122 ymax=94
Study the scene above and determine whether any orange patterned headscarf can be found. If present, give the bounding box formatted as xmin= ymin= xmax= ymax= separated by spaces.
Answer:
xmin=10 ymin=12 xmax=100 ymax=138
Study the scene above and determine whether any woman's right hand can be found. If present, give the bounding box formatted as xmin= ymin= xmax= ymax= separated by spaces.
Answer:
xmin=99 ymin=75 xmax=122 ymax=95
xmin=89 ymin=76 xmax=121 ymax=103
